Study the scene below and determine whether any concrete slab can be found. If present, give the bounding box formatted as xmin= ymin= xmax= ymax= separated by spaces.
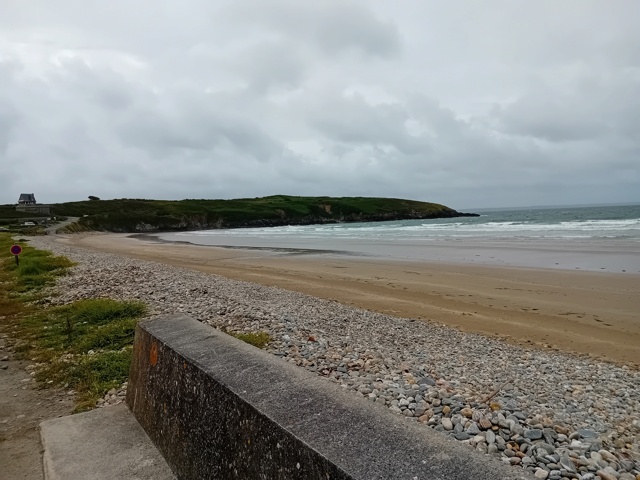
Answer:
xmin=40 ymin=403 xmax=175 ymax=480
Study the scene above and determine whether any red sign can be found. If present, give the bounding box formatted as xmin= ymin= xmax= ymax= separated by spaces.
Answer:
xmin=10 ymin=245 xmax=22 ymax=256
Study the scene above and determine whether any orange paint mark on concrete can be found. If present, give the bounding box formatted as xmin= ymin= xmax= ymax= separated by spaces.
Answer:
xmin=150 ymin=343 xmax=158 ymax=366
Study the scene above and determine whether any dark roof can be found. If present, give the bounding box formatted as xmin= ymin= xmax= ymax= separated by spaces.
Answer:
xmin=19 ymin=193 xmax=36 ymax=203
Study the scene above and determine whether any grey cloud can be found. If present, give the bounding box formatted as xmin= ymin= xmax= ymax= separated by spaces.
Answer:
xmin=229 ymin=0 xmax=400 ymax=58
xmin=494 ymin=98 xmax=604 ymax=143
xmin=117 ymin=91 xmax=283 ymax=162
xmin=1 ymin=1 xmax=639 ymax=208
xmin=494 ymin=73 xmax=640 ymax=144
xmin=306 ymin=93 xmax=429 ymax=154
xmin=0 ymin=99 xmax=19 ymax=154
xmin=231 ymin=40 xmax=308 ymax=93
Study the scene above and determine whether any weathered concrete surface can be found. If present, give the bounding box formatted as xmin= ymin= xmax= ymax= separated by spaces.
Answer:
xmin=128 ymin=315 xmax=532 ymax=480
xmin=40 ymin=403 xmax=175 ymax=480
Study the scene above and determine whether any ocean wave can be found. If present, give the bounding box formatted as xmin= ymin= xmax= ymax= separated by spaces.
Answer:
xmin=173 ymin=209 xmax=640 ymax=242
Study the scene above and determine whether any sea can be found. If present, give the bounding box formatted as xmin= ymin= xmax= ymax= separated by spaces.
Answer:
xmin=157 ymin=204 xmax=640 ymax=273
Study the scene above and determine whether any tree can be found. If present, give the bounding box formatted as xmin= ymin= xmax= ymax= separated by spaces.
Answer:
xmin=88 ymin=196 xmax=100 ymax=201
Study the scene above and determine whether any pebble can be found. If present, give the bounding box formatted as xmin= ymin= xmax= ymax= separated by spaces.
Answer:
xmin=29 ymin=237 xmax=640 ymax=479
xmin=525 ymin=428 xmax=543 ymax=440
xmin=597 ymin=471 xmax=618 ymax=480
xmin=533 ymin=468 xmax=549 ymax=479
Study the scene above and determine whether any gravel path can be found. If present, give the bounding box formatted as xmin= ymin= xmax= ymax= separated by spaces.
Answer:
xmin=31 ymin=237 xmax=640 ymax=480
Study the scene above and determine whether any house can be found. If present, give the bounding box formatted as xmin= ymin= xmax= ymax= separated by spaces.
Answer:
xmin=16 ymin=193 xmax=51 ymax=215
xmin=18 ymin=193 xmax=37 ymax=206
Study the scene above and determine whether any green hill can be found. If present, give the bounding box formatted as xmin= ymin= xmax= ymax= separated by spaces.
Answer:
xmin=51 ymin=195 xmax=478 ymax=233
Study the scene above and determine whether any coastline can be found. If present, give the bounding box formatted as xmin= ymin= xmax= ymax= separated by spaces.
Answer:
xmin=52 ymin=232 xmax=640 ymax=367
xmin=27 ymin=234 xmax=640 ymax=478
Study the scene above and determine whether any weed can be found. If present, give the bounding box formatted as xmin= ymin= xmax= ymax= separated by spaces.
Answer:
xmin=18 ymin=299 xmax=146 ymax=412
xmin=231 ymin=331 xmax=272 ymax=349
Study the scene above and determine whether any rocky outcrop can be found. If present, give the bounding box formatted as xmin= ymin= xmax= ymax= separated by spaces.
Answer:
xmin=77 ymin=209 xmax=479 ymax=233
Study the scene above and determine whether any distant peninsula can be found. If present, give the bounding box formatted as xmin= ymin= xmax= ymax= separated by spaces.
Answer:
xmin=51 ymin=195 xmax=479 ymax=233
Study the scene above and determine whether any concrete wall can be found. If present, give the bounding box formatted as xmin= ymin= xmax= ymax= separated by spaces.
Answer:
xmin=127 ymin=315 xmax=531 ymax=480
xmin=15 ymin=204 xmax=51 ymax=215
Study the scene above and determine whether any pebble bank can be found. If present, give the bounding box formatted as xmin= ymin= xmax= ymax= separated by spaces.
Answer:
xmin=30 ymin=237 xmax=640 ymax=480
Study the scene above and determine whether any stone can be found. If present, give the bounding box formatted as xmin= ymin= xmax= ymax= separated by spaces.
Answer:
xmin=417 ymin=376 xmax=435 ymax=386
xmin=460 ymin=407 xmax=473 ymax=418
xmin=596 ymin=471 xmax=617 ymax=480
xmin=466 ymin=422 xmax=480 ymax=435
xmin=478 ymin=417 xmax=492 ymax=430
xmin=414 ymin=405 xmax=426 ymax=417
xmin=534 ymin=468 xmax=549 ymax=479
xmin=559 ymin=455 xmax=576 ymax=473
xmin=471 ymin=411 xmax=483 ymax=423
xmin=598 ymin=450 xmax=617 ymax=463
xmin=485 ymin=430 xmax=496 ymax=444
xmin=524 ymin=428 xmax=543 ymax=440
xmin=441 ymin=418 xmax=453 ymax=430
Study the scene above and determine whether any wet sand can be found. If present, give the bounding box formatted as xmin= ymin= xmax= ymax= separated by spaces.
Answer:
xmin=53 ymin=233 xmax=640 ymax=366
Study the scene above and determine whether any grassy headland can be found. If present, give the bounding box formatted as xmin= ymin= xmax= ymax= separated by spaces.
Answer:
xmin=52 ymin=195 xmax=478 ymax=233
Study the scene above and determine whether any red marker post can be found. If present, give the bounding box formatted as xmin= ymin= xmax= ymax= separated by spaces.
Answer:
xmin=10 ymin=244 xmax=22 ymax=266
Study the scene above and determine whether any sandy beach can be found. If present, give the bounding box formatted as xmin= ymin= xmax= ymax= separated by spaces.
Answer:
xmin=52 ymin=233 xmax=640 ymax=367
xmin=30 ymin=234 xmax=640 ymax=477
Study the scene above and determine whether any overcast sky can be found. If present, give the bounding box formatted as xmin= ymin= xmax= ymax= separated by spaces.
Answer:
xmin=1 ymin=1 xmax=639 ymax=209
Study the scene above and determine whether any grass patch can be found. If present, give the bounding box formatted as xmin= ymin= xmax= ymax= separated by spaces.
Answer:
xmin=35 ymin=349 xmax=133 ymax=412
xmin=20 ymin=299 xmax=146 ymax=353
xmin=57 ymin=221 xmax=94 ymax=234
xmin=0 ymin=233 xmax=147 ymax=412
xmin=231 ymin=331 xmax=272 ymax=349
xmin=0 ymin=234 xmax=74 ymax=293
xmin=16 ymin=299 xmax=146 ymax=411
